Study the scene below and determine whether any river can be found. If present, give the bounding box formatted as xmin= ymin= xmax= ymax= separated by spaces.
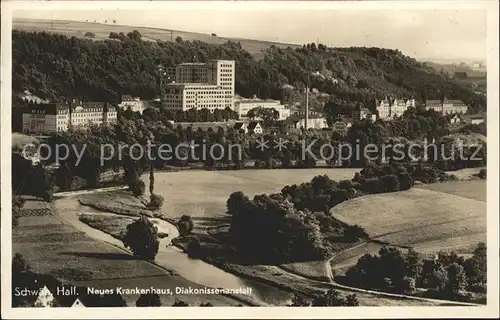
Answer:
xmin=54 ymin=197 xmax=293 ymax=306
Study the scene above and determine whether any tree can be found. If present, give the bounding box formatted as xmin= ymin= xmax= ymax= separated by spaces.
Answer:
xmin=177 ymin=215 xmax=194 ymax=236
xmin=226 ymin=191 xmax=249 ymax=216
xmin=136 ymin=293 xmax=161 ymax=306
xmin=109 ymin=32 xmax=119 ymax=39
xmin=131 ymin=180 xmax=146 ymax=197
xmin=478 ymin=168 xmax=486 ymax=179
xmin=122 ymin=217 xmax=159 ymax=261
xmin=175 ymin=36 xmax=183 ymax=43
xmin=84 ymin=32 xmax=96 ymax=39
xmin=127 ymin=30 xmax=142 ymax=41
xmin=148 ymin=194 xmax=164 ymax=210
xmin=463 ymin=242 xmax=486 ymax=287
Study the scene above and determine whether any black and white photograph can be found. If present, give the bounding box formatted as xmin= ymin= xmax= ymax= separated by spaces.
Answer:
xmin=1 ymin=0 xmax=498 ymax=318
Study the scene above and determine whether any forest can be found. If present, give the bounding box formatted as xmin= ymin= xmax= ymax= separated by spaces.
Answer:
xmin=12 ymin=30 xmax=486 ymax=113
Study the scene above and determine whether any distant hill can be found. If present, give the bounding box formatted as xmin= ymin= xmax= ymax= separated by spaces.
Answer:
xmin=13 ymin=18 xmax=300 ymax=59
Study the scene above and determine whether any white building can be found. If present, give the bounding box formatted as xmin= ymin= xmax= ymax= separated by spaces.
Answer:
xmin=22 ymin=100 xmax=117 ymax=134
xmin=376 ymin=97 xmax=416 ymax=119
xmin=294 ymin=116 xmax=329 ymax=130
xmin=118 ymin=95 xmax=146 ymax=114
xmin=161 ymin=60 xmax=235 ymax=111
xmin=234 ymin=99 xmax=291 ymax=121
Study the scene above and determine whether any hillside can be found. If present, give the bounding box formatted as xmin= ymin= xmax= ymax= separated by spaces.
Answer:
xmin=12 ymin=26 xmax=486 ymax=113
xmin=13 ymin=18 xmax=300 ymax=60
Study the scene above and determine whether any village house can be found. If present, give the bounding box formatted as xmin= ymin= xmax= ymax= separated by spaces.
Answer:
xmin=449 ymin=114 xmax=462 ymax=125
xmin=247 ymin=121 xmax=263 ymax=134
xmin=118 ymin=95 xmax=147 ymax=114
xmin=353 ymin=107 xmax=376 ymax=121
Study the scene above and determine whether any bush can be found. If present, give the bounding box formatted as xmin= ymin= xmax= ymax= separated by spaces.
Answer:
xmin=147 ymin=194 xmax=164 ymax=210
xmin=12 ymin=253 xmax=30 ymax=277
xmin=172 ymin=299 xmax=189 ymax=306
xmin=122 ymin=216 xmax=159 ymax=261
xmin=478 ymin=168 xmax=486 ymax=179
xmin=136 ymin=293 xmax=161 ymax=307
xmin=187 ymin=237 xmax=202 ymax=259
xmin=395 ymin=276 xmax=416 ymax=294
xmin=288 ymin=294 xmax=311 ymax=306
xmin=200 ymin=302 xmax=213 ymax=306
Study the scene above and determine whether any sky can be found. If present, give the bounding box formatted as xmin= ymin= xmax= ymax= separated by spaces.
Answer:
xmin=12 ymin=3 xmax=488 ymax=62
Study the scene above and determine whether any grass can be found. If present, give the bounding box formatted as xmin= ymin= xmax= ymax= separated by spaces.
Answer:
xmin=13 ymin=216 xmax=166 ymax=281
xmin=331 ymin=182 xmax=486 ymax=255
xmin=278 ymin=261 xmax=330 ymax=282
xmin=78 ymin=214 xmax=136 ymax=239
xmin=417 ymin=179 xmax=486 ymax=202
xmin=13 ymin=18 xmax=301 ymax=59
xmin=78 ymin=191 xmax=153 ymax=217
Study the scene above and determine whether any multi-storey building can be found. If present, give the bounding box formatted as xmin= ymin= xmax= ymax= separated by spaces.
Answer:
xmin=22 ymin=100 xmax=117 ymax=134
xmin=234 ymin=99 xmax=291 ymax=121
xmin=118 ymin=95 xmax=147 ymax=114
xmin=425 ymin=97 xmax=468 ymax=115
xmin=376 ymin=97 xmax=416 ymax=119
xmin=161 ymin=60 xmax=235 ymax=112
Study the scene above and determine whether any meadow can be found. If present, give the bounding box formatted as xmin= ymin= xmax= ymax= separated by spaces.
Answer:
xmin=13 ymin=18 xmax=300 ymax=59
xmin=330 ymin=180 xmax=486 ymax=257
xmin=142 ymin=169 xmax=360 ymax=223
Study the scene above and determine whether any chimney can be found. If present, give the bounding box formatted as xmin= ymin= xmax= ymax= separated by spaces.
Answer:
xmin=305 ymin=85 xmax=309 ymax=130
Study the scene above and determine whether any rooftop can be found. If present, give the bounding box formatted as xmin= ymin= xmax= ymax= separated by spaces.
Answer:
xmin=237 ymin=99 xmax=282 ymax=104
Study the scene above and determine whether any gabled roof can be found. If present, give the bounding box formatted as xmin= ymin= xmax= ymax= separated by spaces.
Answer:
xmin=233 ymin=122 xmax=247 ymax=130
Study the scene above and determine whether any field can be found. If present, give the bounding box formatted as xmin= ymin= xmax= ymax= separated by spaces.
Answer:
xmin=13 ymin=18 xmax=300 ymax=59
xmin=330 ymin=180 xmax=486 ymax=259
xmin=143 ymin=169 xmax=359 ymax=222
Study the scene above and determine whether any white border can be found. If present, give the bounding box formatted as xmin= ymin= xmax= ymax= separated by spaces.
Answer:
xmin=1 ymin=1 xmax=499 ymax=319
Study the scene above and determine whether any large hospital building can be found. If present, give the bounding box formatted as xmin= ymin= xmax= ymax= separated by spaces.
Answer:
xmin=161 ymin=60 xmax=235 ymax=111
